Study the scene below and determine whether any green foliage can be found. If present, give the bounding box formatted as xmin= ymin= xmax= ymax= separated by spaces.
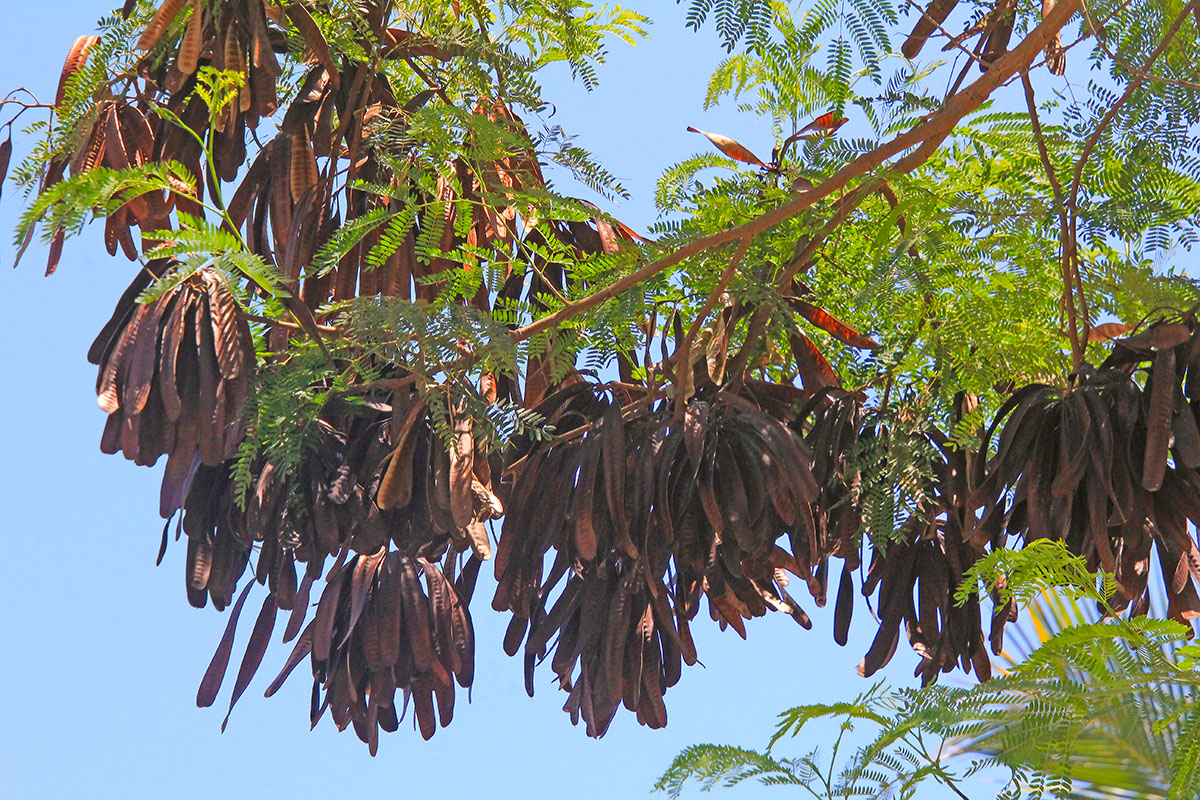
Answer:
xmin=955 ymin=540 xmax=1121 ymax=610
xmin=192 ymin=67 xmax=245 ymax=126
xmin=14 ymin=161 xmax=191 ymax=254
xmin=852 ymin=403 xmax=942 ymax=548
xmin=10 ymin=7 xmax=151 ymax=195
xmin=680 ymin=0 xmax=775 ymax=51
xmin=144 ymin=212 xmax=289 ymax=300
xmin=658 ymin=542 xmax=1200 ymax=800
xmin=233 ymin=339 xmax=341 ymax=509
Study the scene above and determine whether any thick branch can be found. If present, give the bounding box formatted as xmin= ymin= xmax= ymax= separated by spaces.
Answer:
xmin=509 ymin=0 xmax=1083 ymax=344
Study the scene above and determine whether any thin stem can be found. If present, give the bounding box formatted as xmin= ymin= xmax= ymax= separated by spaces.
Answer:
xmin=1079 ymin=0 xmax=1200 ymax=91
xmin=1020 ymin=71 xmax=1083 ymax=363
xmin=679 ymin=236 xmax=751 ymax=352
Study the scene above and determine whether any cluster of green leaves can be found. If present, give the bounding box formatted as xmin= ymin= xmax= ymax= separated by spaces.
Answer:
xmin=643 ymin=0 xmax=1200 ymax=535
xmin=15 ymin=161 xmax=189 ymax=251
xmin=10 ymin=6 xmax=153 ymax=196
xmin=852 ymin=400 xmax=943 ymax=547
xmin=656 ymin=540 xmax=1200 ymax=800
xmin=232 ymin=337 xmax=342 ymax=509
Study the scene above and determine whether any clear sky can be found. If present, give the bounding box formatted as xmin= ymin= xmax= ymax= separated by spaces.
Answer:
xmin=0 ymin=2 xmax=1056 ymax=798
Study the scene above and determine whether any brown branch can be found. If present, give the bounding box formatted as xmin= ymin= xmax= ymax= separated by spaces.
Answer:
xmin=680 ymin=237 xmax=752 ymax=351
xmin=1020 ymin=73 xmax=1066 ymax=208
xmin=1067 ymin=1 xmax=1194 ymax=212
xmin=401 ymin=55 xmax=455 ymax=105
xmin=1020 ymin=71 xmax=1083 ymax=362
xmin=1079 ymin=0 xmax=1200 ymax=91
xmin=509 ymin=0 xmax=1083 ymax=345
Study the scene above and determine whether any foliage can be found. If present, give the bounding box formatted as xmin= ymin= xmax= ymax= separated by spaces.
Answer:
xmin=656 ymin=541 xmax=1200 ymax=799
xmin=5 ymin=0 xmax=1200 ymax=756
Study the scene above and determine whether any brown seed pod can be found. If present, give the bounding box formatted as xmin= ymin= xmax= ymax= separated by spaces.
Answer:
xmin=497 ymin=382 xmax=825 ymax=735
xmin=175 ymin=0 xmax=205 ymax=77
xmin=136 ymin=0 xmax=190 ymax=52
xmin=56 ymin=35 xmax=100 ymax=106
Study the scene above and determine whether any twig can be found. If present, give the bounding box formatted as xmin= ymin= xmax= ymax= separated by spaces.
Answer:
xmin=1020 ymin=71 xmax=1083 ymax=362
xmin=0 ymin=93 xmax=55 ymax=128
xmin=245 ymin=312 xmax=341 ymax=334
xmin=944 ymin=34 xmax=988 ymax=100
xmin=401 ymin=55 xmax=455 ymax=105
xmin=510 ymin=0 xmax=1083 ymax=346
xmin=679 ymin=237 xmax=752 ymax=352
xmin=1079 ymin=0 xmax=1200 ymax=91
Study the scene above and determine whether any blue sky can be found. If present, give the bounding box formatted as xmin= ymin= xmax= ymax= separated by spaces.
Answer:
xmin=0 ymin=2 xmax=1065 ymax=798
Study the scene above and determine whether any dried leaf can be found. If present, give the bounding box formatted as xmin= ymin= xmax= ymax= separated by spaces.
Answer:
xmin=685 ymin=126 xmax=765 ymax=167
xmin=0 ymin=136 xmax=12 ymax=201
xmin=796 ymin=111 xmax=849 ymax=137
xmin=1144 ymin=346 xmax=1175 ymax=491
xmin=449 ymin=416 xmax=474 ymax=530
xmin=1088 ymin=321 xmax=1135 ymax=343
xmin=786 ymin=297 xmax=879 ymax=349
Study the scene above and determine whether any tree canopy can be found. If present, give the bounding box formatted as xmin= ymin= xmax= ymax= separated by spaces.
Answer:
xmin=5 ymin=0 xmax=1200 ymax=755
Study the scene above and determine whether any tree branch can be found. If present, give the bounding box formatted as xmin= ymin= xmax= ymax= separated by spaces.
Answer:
xmin=1067 ymin=1 xmax=1195 ymax=211
xmin=509 ymin=0 xmax=1083 ymax=344
xmin=1020 ymin=71 xmax=1083 ymax=362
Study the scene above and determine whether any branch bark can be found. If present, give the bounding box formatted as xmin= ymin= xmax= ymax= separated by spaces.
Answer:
xmin=1021 ymin=71 xmax=1083 ymax=362
xmin=509 ymin=0 xmax=1083 ymax=345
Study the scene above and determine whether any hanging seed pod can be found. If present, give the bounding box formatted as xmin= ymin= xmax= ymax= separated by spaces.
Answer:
xmin=497 ymin=381 xmax=825 ymax=735
xmin=136 ymin=0 xmax=190 ymax=52
xmin=175 ymin=0 xmax=205 ymax=77
xmin=971 ymin=315 xmax=1200 ymax=623
xmin=91 ymin=263 xmax=253 ymax=494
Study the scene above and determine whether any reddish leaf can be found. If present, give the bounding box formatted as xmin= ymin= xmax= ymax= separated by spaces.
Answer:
xmin=786 ymin=296 xmax=879 ymax=349
xmin=1087 ymin=321 xmax=1134 ymax=343
xmin=788 ymin=331 xmax=839 ymax=390
xmin=797 ymin=111 xmax=848 ymax=136
xmin=685 ymin=126 xmax=765 ymax=167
